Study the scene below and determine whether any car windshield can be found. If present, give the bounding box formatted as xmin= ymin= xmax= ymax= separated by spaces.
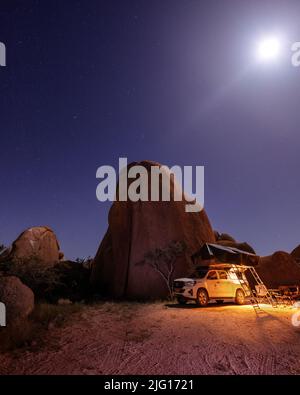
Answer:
xmin=191 ymin=267 xmax=208 ymax=279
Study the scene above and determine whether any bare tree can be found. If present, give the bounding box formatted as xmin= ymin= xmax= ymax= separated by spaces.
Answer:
xmin=137 ymin=241 xmax=186 ymax=298
xmin=75 ymin=256 xmax=93 ymax=269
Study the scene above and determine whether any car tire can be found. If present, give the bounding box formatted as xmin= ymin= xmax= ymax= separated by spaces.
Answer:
xmin=177 ymin=296 xmax=187 ymax=305
xmin=216 ymin=300 xmax=224 ymax=304
xmin=235 ymin=289 xmax=245 ymax=305
xmin=196 ymin=288 xmax=209 ymax=307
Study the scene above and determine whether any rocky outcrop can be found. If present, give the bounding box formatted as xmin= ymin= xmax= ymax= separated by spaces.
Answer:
xmin=255 ymin=251 xmax=300 ymax=288
xmin=216 ymin=240 xmax=256 ymax=254
xmin=291 ymin=245 xmax=300 ymax=262
xmin=0 ymin=226 xmax=63 ymax=267
xmin=91 ymin=160 xmax=215 ymax=299
xmin=0 ymin=276 xmax=34 ymax=324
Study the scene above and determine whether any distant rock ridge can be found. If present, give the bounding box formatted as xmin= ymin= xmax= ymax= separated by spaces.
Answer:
xmin=256 ymin=251 xmax=300 ymax=288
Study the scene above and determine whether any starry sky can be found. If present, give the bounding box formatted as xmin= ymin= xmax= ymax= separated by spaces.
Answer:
xmin=1 ymin=0 xmax=300 ymax=259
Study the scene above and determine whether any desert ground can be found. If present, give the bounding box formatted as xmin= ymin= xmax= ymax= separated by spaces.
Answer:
xmin=0 ymin=301 xmax=300 ymax=375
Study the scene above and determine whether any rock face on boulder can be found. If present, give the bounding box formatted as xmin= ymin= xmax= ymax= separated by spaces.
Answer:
xmin=0 ymin=276 xmax=34 ymax=323
xmin=0 ymin=226 xmax=63 ymax=267
xmin=255 ymin=251 xmax=300 ymax=288
xmin=91 ymin=160 xmax=215 ymax=299
xmin=291 ymin=245 xmax=300 ymax=262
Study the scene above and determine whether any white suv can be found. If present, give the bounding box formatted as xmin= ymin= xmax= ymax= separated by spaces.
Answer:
xmin=173 ymin=267 xmax=251 ymax=307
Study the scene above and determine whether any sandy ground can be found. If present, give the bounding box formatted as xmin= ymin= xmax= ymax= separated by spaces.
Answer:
xmin=0 ymin=301 xmax=300 ymax=375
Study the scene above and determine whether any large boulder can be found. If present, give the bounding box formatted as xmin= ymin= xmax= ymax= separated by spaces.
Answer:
xmin=215 ymin=232 xmax=236 ymax=243
xmin=0 ymin=276 xmax=34 ymax=324
xmin=214 ymin=231 xmax=255 ymax=254
xmin=255 ymin=251 xmax=300 ymax=288
xmin=0 ymin=226 xmax=63 ymax=267
xmin=91 ymin=160 xmax=215 ymax=299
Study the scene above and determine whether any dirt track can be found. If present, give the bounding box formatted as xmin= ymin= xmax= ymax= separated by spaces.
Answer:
xmin=1 ymin=302 xmax=300 ymax=375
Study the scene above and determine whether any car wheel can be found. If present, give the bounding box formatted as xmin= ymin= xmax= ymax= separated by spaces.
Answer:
xmin=235 ymin=289 xmax=245 ymax=305
xmin=196 ymin=288 xmax=209 ymax=307
xmin=177 ymin=296 xmax=187 ymax=305
xmin=216 ymin=300 xmax=224 ymax=304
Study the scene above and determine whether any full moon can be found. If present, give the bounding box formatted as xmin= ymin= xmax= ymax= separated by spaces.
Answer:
xmin=256 ymin=37 xmax=281 ymax=62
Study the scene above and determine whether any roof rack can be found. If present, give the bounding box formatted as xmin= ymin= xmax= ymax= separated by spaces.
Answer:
xmin=207 ymin=263 xmax=251 ymax=271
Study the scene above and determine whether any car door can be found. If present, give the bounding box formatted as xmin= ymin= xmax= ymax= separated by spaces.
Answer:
xmin=217 ymin=270 xmax=232 ymax=297
xmin=205 ymin=270 xmax=220 ymax=298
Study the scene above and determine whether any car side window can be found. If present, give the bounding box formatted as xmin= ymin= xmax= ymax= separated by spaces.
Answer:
xmin=219 ymin=271 xmax=228 ymax=280
xmin=207 ymin=270 xmax=218 ymax=280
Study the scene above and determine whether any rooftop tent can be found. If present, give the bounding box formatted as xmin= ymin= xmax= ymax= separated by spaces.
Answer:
xmin=191 ymin=243 xmax=260 ymax=267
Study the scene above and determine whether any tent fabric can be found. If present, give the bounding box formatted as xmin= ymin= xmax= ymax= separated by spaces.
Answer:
xmin=191 ymin=243 xmax=259 ymax=267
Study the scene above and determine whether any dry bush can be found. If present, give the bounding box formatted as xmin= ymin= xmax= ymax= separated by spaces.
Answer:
xmin=137 ymin=240 xmax=186 ymax=298
xmin=0 ymin=257 xmax=91 ymax=302
xmin=31 ymin=303 xmax=82 ymax=328
xmin=0 ymin=302 xmax=82 ymax=352
xmin=0 ymin=256 xmax=62 ymax=297
xmin=0 ymin=320 xmax=36 ymax=352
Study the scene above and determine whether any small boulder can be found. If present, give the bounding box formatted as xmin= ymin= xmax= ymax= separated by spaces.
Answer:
xmin=215 ymin=232 xmax=236 ymax=242
xmin=0 ymin=276 xmax=34 ymax=324
xmin=214 ymin=231 xmax=255 ymax=253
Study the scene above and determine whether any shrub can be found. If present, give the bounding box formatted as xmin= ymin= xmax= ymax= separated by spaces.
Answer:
xmin=31 ymin=302 xmax=82 ymax=328
xmin=0 ymin=320 xmax=36 ymax=351
xmin=49 ymin=260 xmax=92 ymax=302
xmin=0 ymin=256 xmax=62 ymax=300
xmin=0 ymin=257 xmax=92 ymax=302
xmin=0 ymin=302 xmax=82 ymax=352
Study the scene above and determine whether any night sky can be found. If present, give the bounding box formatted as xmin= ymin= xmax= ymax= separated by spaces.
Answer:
xmin=1 ymin=0 xmax=300 ymax=259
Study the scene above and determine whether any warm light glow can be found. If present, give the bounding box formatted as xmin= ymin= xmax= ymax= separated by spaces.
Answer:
xmin=256 ymin=37 xmax=281 ymax=62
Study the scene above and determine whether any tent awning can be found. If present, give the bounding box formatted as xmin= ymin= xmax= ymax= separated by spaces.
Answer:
xmin=191 ymin=243 xmax=260 ymax=267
